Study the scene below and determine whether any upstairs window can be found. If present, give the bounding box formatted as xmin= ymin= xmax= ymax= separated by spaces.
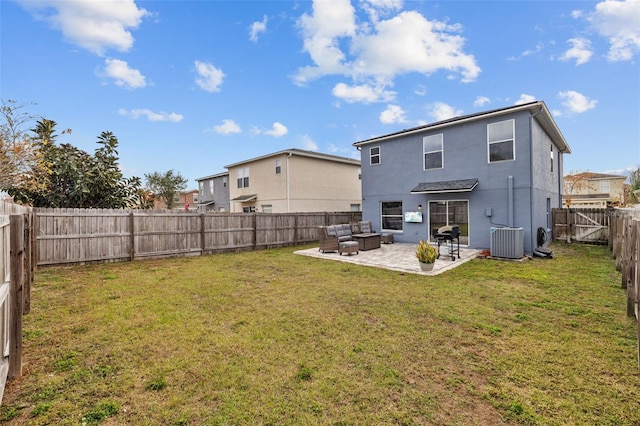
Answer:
xmin=370 ymin=146 xmax=380 ymax=165
xmin=488 ymin=119 xmax=515 ymax=162
xmin=237 ymin=167 xmax=250 ymax=188
xmin=550 ymin=145 xmax=554 ymax=173
xmin=223 ymin=177 xmax=227 ymax=187
xmin=275 ymin=159 xmax=282 ymax=174
xmin=423 ymin=134 xmax=443 ymax=170
xmin=193 ymin=193 xmax=198 ymax=203
xmin=600 ymin=180 xmax=610 ymax=193
xmin=209 ymin=180 xmax=214 ymax=195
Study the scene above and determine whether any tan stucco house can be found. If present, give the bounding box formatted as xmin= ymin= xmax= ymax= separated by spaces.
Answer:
xmin=224 ymin=149 xmax=361 ymax=213
xmin=563 ymin=172 xmax=627 ymax=208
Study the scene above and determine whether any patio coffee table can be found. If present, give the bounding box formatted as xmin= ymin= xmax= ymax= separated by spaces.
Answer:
xmin=352 ymin=233 xmax=381 ymax=251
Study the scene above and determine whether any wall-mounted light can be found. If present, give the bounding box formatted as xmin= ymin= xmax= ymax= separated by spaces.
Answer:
xmin=417 ymin=204 xmax=423 ymax=210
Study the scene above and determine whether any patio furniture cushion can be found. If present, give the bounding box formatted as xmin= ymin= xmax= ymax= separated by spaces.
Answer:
xmin=339 ymin=241 xmax=359 ymax=256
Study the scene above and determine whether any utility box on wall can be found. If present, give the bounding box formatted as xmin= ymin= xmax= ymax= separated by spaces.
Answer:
xmin=490 ymin=227 xmax=524 ymax=259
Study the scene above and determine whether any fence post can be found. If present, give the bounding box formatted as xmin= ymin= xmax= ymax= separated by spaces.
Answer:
xmin=9 ymin=215 xmax=24 ymax=379
xmin=129 ymin=212 xmax=135 ymax=262
xmin=22 ymin=214 xmax=31 ymax=315
xmin=200 ymin=214 xmax=206 ymax=255
xmin=253 ymin=213 xmax=257 ymax=250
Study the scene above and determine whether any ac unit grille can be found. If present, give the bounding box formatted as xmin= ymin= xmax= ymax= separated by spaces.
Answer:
xmin=490 ymin=227 xmax=524 ymax=259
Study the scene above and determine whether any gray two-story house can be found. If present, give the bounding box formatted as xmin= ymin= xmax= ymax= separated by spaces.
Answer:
xmin=196 ymin=172 xmax=230 ymax=212
xmin=353 ymin=101 xmax=571 ymax=255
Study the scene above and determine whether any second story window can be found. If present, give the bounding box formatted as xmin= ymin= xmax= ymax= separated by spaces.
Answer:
xmin=223 ymin=177 xmax=227 ymax=187
xmin=423 ymin=134 xmax=443 ymax=170
xmin=237 ymin=167 xmax=250 ymax=188
xmin=488 ymin=119 xmax=515 ymax=163
xmin=209 ymin=180 xmax=214 ymax=195
xmin=370 ymin=146 xmax=380 ymax=165
xmin=600 ymin=180 xmax=610 ymax=193
xmin=193 ymin=193 xmax=198 ymax=203
xmin=275 ymin=159 xmax=281 ymax=174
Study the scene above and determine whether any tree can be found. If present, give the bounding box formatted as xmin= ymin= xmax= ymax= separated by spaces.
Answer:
xmin=629 ymin=167 xmax=640 ymax=204
xmin=144 ymin=170 xmax=188 ymax=209
xmin=0 ymin=99 xmax=38 ymax=192
xmin=563 ymin=171 xmax=590 ymax=208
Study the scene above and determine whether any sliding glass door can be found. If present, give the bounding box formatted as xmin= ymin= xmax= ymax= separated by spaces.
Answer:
xmin=428 ymin=200 xmax=469 ymax=244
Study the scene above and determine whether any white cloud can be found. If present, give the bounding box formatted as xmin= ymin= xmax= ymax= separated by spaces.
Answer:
xmin=214 ymin=119 xmax=241 ymax=135
xmin=100 ymin=58 xmax=146 ymax=89
xmin=194 ymin=60 xmax=225 ymax=92
xmin=428 ymin=102 xmax=463 ymax=122
xmin=473 ymin=96 xmax=491 ymax=107
xmin=515 ymin=94 xmax=537 ymax=105
xmin=118 ymin=108 xmax=183 ymax=122
xmin=250 ymin=15 xmax=268 ymax=42
xmin=559 ymin=37 xmax=593 ymax=65
xmin=332 ymin=82 xmax=396 ymax=103
xmin=294 ymin=1 xmax=480 ymax=102
xmin=587 ymin=0 xmax=640 ymax=61
xmin=256 ymin=122 xmax=288 ymax=137
xmin=301 ymin=134 xmax=318 ymax=151
xmin=18 ymin=0 xmax=149 ymax=56
xmin=557 ymin=90 xmax=597 ymax=114
xmin=508 ymin=43 xmax=544 ymax=61
xmin=379 ymin=104 xmax=407 ymax=124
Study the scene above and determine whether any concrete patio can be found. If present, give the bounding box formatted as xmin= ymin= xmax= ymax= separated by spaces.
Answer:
xmin=295 ymin=242 xmax=481 ymax=275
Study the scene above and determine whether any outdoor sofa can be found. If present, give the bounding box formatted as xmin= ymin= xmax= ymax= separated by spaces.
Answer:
xmin=318 ymin=221 xmax=374 ymax=253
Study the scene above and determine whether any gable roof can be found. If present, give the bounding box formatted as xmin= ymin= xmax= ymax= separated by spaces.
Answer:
xmin=224 ymin=148 xmax=360 ymax=168
xmin=565 ymin=172 xmax=627 ymax=180
xmin=353 ymin=101 xmax=571 ymax=154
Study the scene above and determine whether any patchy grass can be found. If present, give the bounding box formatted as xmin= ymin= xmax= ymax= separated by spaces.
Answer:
xmin=1 ymin=243 xmax=639 ymax=425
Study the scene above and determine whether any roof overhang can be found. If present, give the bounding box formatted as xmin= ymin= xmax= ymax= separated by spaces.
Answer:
xmin=231 ymin=194 xmax=257 ymax=202
xmin=353 ymin=101 xmax=571 ymax=154
xmin=411 ymin=178 xmax=479 ymax=194
xmin=198 ymin=200 xmax=216 ymax=206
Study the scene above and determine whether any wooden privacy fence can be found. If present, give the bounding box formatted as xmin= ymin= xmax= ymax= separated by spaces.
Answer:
xmin=609 ymin=208 xmax=640 ymax=371
xmin=35 ymin=209 xmax=362 ymax=266
xmin=0 ymin=202 xmax=35 ymax=403
xmin=552 ymin=208 xmax=610 ymax=244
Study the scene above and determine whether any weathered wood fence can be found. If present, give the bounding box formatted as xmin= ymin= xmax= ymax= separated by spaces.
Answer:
xmin=34 ymin=209 xmax=362 ymax=267
xmin=0 ymin=201 xmax=34 ymax=402
xmin=609 ymin=208 xmax=640 ymax=370
xmin=552 ymin=208 xmax=611 ymax=244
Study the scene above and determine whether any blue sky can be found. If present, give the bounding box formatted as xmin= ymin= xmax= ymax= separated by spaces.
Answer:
xmin=1 ymin=0 xmax=639 ymax=189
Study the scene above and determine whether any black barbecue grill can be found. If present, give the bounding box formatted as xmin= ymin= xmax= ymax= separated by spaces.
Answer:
xmin=431 ymin=225 xmax=460 ymax=261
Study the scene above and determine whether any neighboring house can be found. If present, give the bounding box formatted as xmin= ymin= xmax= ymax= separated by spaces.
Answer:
xmin=353 ymin=101 xmax=571 ymax=255
xmin=222 ymin=148 xmax=361 ymax=213
xmin=196 ymin=172 xmax=230 ymax=212
xmin=153 ymin=190 xmax=199 ymax=210
xmin=562 ymin=172 xmax=627 ymax=208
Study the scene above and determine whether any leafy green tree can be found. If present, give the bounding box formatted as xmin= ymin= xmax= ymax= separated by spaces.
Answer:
xmin=144 ymin=170 xmax=188 ymax=209
xmin=9 ymin=121 xmax=149 ymax=208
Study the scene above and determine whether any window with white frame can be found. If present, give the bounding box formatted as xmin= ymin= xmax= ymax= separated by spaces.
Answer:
xmin=262 ymin=204 xmax=273 ymax=213
xmin=488 ymin=119 xmax=515 ymax=162
xmin=600 ymin=180 xmax=610 ymax=193
xmin=370 ymin=146 xmax=380 ymax=165
xmin=423 ymin=134 xmax=443 ymax=170
xmin=223 ymin=177 xmax=227 ymax=187
xmin=381 ymin=201 xmax=403 ymax=232
xmin=209 ymin=180 xmax=214 ymax=195
xmin=350 ymin=204 xmax=360 ymax=212
xmin=199 ymin=181 xmax=204 ymax=192
xmin=275 ymin=159 xmax=281 ymax=174
xmin=193 ymin=193 xmax=198 ymax=203
xmin=236 ymin=167 xmax=249 ymax=188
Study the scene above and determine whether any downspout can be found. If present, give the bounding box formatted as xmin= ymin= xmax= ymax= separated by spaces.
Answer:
xmin=529 ymin=106 xmax=544 ymax=252
xmin=508 ymin=176 xmax=514 ymax=227
xmin=286 ymin=152 xmax=292 ymax=213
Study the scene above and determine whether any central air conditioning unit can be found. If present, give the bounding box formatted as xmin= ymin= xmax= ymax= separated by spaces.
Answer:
xmin=490 ymin=227 xmax=524 ymax=259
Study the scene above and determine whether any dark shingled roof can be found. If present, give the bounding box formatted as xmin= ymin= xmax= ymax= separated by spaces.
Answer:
xmin=411 ymin=178 xmax=479 ymax=194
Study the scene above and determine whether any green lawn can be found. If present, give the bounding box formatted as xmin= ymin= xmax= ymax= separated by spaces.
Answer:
xmin=2 ymin=243 xmax=639 ymax=425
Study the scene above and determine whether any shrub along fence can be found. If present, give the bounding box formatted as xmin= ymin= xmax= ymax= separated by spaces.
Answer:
xmin=34 ymin=208 xmax=362 ymax=267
